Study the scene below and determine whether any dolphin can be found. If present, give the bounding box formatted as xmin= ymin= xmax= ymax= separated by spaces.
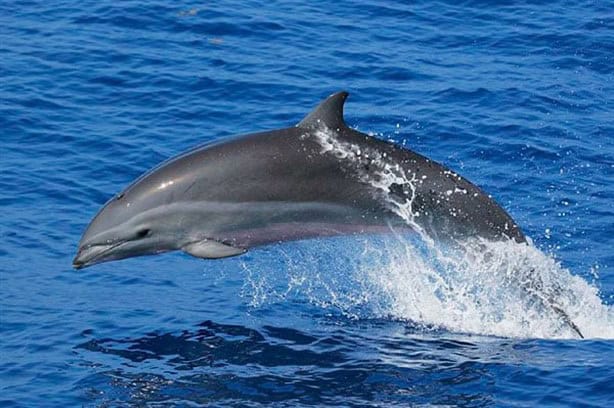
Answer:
xmin=73 ymin=91 xmax=525 ymax=269
xmin=73 ymin=91 xmax=584 ymax=338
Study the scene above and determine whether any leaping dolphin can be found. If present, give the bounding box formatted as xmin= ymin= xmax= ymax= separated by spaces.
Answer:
xmin=73 ymin=91 xmax=585 ymax=338
xmin=73 ymin=91 xmax=524 ymax=269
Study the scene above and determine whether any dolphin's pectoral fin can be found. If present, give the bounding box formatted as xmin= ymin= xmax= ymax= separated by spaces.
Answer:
xmin=182 ymin=240 xmax=246 ymax=259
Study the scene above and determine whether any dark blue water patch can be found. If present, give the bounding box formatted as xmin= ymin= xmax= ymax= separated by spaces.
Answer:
xmin=70 ymin=320 xmax=613 ymax=407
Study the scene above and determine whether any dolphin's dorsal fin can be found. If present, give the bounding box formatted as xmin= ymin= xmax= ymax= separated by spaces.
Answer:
xmin=297 ymin=91 xmax=349 ymax=130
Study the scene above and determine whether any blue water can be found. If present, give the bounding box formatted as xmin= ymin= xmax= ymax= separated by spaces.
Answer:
xmin=2 ymin=0 xmax=613 ymax=406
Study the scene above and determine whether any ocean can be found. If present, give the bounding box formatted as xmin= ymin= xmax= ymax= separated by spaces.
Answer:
xmin=1 ymin=1 xmax=613 ymax=406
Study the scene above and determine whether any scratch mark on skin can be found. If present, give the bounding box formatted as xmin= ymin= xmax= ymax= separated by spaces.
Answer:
xmin=183 ymin=180 xmax=197 ymax=195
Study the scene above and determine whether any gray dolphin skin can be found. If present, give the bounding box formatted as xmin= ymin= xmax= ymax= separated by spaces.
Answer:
xmin=73 ymin=91 xmax=584 ymax=338
xmin=74 ymin=91 xmax=526 ymax=271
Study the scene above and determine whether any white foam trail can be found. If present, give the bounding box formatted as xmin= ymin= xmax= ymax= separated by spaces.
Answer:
xmin=238 ymin=127 xmax=613 ymax=339
xmin=239 ymin=235 xmax=612 ymax=339
xmin=360 ymin=237 xmax=613 ymax=339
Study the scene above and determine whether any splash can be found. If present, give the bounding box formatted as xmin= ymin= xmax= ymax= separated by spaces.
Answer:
xmin=361 ymin=237 xmax=613 ymax=339
xmin=240 ymin=127 xmax=613 ymax=339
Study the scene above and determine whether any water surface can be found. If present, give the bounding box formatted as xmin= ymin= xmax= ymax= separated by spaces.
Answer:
xmin=1 ymin=1 xmax=613 ymax=406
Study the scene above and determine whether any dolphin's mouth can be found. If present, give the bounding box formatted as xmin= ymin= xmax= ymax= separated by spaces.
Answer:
xmin=73 ymin=241 xmax=127 ymax=269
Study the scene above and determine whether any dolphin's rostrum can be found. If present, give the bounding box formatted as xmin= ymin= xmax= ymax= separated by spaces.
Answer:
xmin=71 ymin=92 xmax=585 ymax=338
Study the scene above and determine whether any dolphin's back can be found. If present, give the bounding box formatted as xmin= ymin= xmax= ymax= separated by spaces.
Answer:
xmin=130 ymin=127 xmax=382 ymax=208
xmin=335 ymin=127 xmax=525 ymax=242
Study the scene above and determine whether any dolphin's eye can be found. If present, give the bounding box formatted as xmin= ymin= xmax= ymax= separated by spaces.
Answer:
xmin=137 ymin=229 xmax=151 ymax=239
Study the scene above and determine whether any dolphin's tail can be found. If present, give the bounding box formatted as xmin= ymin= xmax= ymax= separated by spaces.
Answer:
xmin=550 ymin=304 xmax=584 ymax=339
xmin=523 ymin=267 xmax=584 ymax=339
